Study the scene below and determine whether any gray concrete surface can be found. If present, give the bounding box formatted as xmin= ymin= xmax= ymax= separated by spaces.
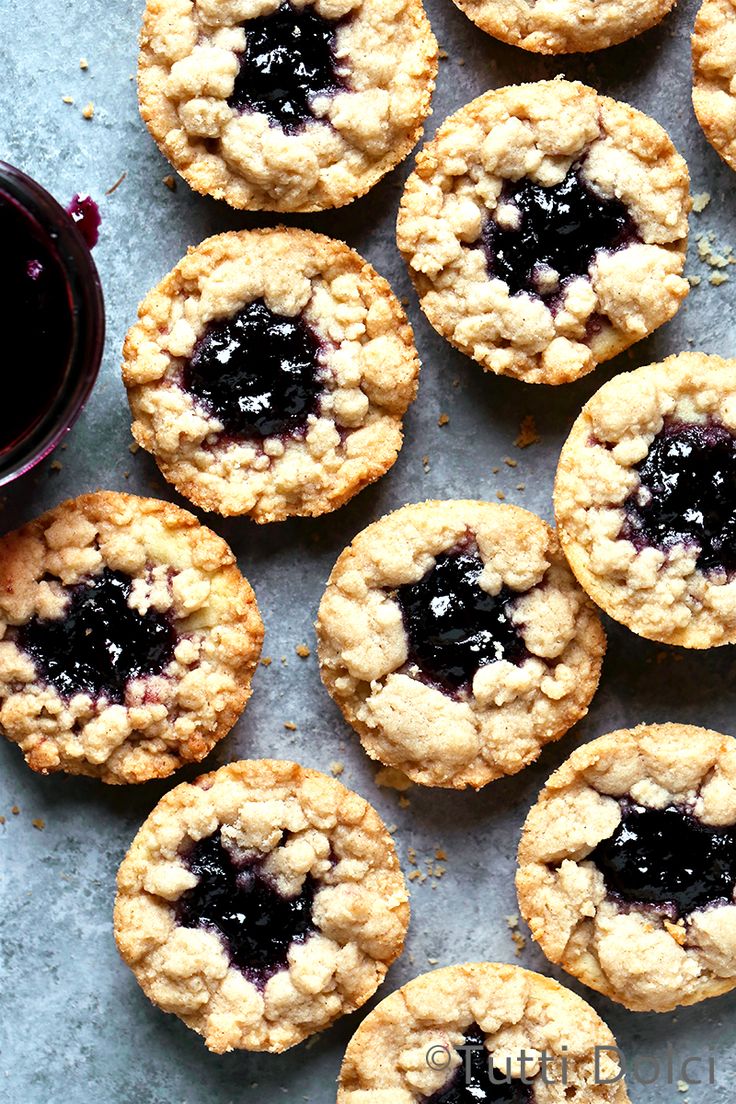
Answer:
xmin=1 ymin=0 xmax=735 ymax=1100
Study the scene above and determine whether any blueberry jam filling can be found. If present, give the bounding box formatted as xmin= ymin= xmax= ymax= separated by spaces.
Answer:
xmin=228 ymin=2 xmax=347 ymax=132
xmin=183 ymin=299 xmax=324 ymax=440
xmin=17 ymin=567 xmax=176 ymax=703
xmin=589 ymin=800 xmax=736 ymax=920
xmin=620 ymin=419 xmax=736 ymax=575
xmin=395 ymin=546 xmax=528 ymax=694
xmin=482 ymin=165 xmax=638 ymax=299
xmin=425 ymin=1024 xmax=533 ymax=1104
xmin=176 ymin=830 xmax=316 ymax=987
xmin=66 ymin=194 xmax=101 ymax=249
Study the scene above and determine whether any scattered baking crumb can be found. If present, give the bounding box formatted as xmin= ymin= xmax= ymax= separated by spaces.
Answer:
xmin=409 ymin=870 xmax=423 ymax=881
xmin=677 ymin=1082 xmax=689 ymax=1093
xmin=491 ymin=466 xmax=500 ymax=474
xmin=79 ymin=57 xmax=89 ymax=70
xmin=458 ymin=58 xmax=465 ymax=65
xmin=687 ymin=274 xmax=702 ymax=287
xmin=398 ymin=794 xmax=411 ymax=809
xmin=421 ymin=454 xmax=430 ymax=473
xmin=329 ymin=760 xmax=344 ymax=777
xmin=281 ymin=656 xmax=288 ymax=666
xmin=692 ymin=192 xmax=710 ymax=213
xmin=427 ymin=956 xmax=439 ymax=964
xmin=506 ymin=914 xmax=519 ymax=928
xmin=515 ymin=415 xmax=540 ymax=448
xmin=129 ymin=441 xmax=140 ymax=454
xmin=516 ymin=483 xmax=526 ymax=491
xmin=438 ymin=48 xmax=448 ymax=58
xmin=375 ymin=766 xmax=413 ymax=791
xmin=438 ymin=412 xmax=449 ymax=427
xmin=32 ymin=818 xmax=45 ymax=831
xmin=511 ymin=930 xmax=527 ymax=956
xmin=49 ymin=460 xmax=62 ymax=473
xmin=0 ymin=816 xmax=5 ymax=825
xmin=62 ymin=95 xmax=74 ymax=104
xmin=82 ymin=102 xmax=95 ymax=119
xmin=261 ymin=656 xmax=272 ymax=667
xmin=400 ymin=296 xmax=409 ymax=306
xmin=435 ymin=848 xmax=447 ymax=861
xmin=295 ymin=644 xmax=310 ymax=658
xmin=283 ymin=721 xmax=297 ymax=731
xmin=496 ymin=490 xmax=506 ymax=501
xmin=407 ymin=847 xmax=417 ymax=866
xmin=105 ymin=171 xmax=127 ymax=196
xmin=11 ymin=805 xmax=19 ymax=815
xmin=503 ymin=457 xmax=517 ymax=468
xmin=163 ymin=174 xmax=177 ymax=191
xmin=710 ymin=272 xmax=729 ymax=286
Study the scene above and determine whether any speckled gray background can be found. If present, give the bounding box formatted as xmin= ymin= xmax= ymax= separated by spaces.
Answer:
xmin=1 ymin=0 xmax=735 ymax=1100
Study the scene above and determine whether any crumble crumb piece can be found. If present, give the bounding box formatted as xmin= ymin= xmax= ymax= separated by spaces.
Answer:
xmin=515 ymin=415 xmax=540 ymax=448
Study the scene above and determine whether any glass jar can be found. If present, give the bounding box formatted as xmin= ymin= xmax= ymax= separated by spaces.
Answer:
xmin=0 ymin=162 xmax=105 ymax=486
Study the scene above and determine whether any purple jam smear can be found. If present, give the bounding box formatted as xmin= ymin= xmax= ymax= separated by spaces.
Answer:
xmin=66 ymin=194 xmax=101 ymax=249
xmin=426 ymin=1024 xmax=533 ymax=1104
xmin=620 ymin=419 xmax=736 ymax=576
xmin=482 ymin=165 xmax=638 ymax=299
xmin=395 ymin=547 xmax=528 ymax=694
xmin=176 ymin=830 xmax=316 ymax=987
xmin=183 ymin=298 xmax=324 ymax=440
xmin=589 ymin=800 xmax=736 ymax=920
xmin=1 ymin=190 xmax=74 ymax=454
xmin=228 ymin=1 xmax=348 ymax=132
xmin=17 ymin=567 xmax=176 ymax=703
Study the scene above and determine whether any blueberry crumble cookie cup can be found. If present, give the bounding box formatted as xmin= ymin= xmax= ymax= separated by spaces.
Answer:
xmin=337 ymin=962 xmax=630 ymax=1103
xmin=0 ymin=492 xmax=263 ymax=784
xmin=517 ymin=723 xmax=736 ymax=1012
xmin=137 ymin=0 xmax=438 ymax=212
xmin=693 ymin=0 xmax=736 ymax=173
xmin=451 ymin=0 xmax=676 ymax=54
xmin=316 ymin=500 xmax=605 ymax=789
xmin=555 ymin=353 xmax=736 ymax=647
xmin=114 ymin=759 xmax=409 ymax=1052
xmin=123 ymin=228 xmax=420 ymax=522
xmin=397 ymin=80 xmax=691 ymax=385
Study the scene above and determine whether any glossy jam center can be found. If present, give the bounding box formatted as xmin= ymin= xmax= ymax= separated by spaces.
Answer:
xmin=17 ymin=567 xmax=176 ymax=703
xmin=1 ymin=190 xmax=74 ymax=453
xmin=395 ymin=548 xmax=528 ymax=693
xmin=621 ymin=419 xmax=736 ymax=575
xmin=183 ymin=299 xmax=324 ymax=440
xmin=229 ymin=1 xmax=346 ymax=131
xmin=590 ymin=801 xmax=736 ymax=919
xmin=482 ymin=165 xmax=637 ymax=298
xmin=426 ymin=1024 xmax=532 ymax=1104
xmin=176 ymin=830 xmax=316 ymax=987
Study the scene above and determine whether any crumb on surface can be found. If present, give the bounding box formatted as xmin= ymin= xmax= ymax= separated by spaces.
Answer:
xmin=82 ymin=101 xmax=94 ymax=119
xmin=329 ymin=760 xmax=344 ymax=776
xmin=32 ymin=818 xmax=45 ymax=830
xmin=692 ymin=192 xmax=710 ymax=213
xmin=11 ymin=806 xmax=20 ymax=815
xmin=515 ymin=415 xmax=540 ymax=448
xmin=283 ymin=721 xmax=297 ymax=731
xmin=503 ymin=457 xmax=518 ymax=467
xmin=496 ymin=490 xmax=506 ymax=500
xmin=710 ymin=272 xmax=729 ymax=285
xmin=163 ymin=174 xmax=177 ymax=191
xmin=438 ymin=413 xmax=449 ymax=427
xmin=62 ymin=95 xmax=74 ymax=104
xmin=261 ymin=656 xmax=272 ymax=667
xmin=295 ymin=644 xmax=310 ymax=658
xmin=106 ymin=171 xmax=127 ymax=195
